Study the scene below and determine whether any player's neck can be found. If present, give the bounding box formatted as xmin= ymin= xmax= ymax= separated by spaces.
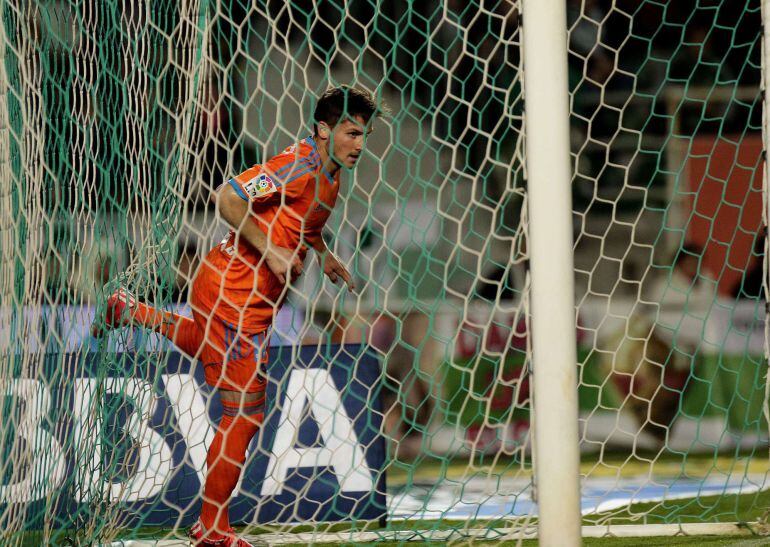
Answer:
xmin=316 ymin=139 xmax=340 ymax=177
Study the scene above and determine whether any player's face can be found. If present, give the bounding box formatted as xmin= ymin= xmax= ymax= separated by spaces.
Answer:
xmin=330 ymin=116 xmax=372 ymax=169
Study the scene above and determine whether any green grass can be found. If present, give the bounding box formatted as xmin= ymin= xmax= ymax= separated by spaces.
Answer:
xmin=584 ymin=484 xmax=770 ymax=526
xmin=236 ymin=485 xmax=770 ymax=545
xmin=578 ymin=538 xmax=767 ymax=546
xmin=22 ymin=451 xmax=770 ymax=544
xmin=277 ymin=540 xmax=759 ymax=547
xmin=268 ymin=536 xmax=764 ymax=547
xmin=386 ymin=449 xmax=769 ymax=484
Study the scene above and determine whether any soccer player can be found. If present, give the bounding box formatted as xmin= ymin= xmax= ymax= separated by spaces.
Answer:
xmin=93 ymin=86 xmax=384 ymax=546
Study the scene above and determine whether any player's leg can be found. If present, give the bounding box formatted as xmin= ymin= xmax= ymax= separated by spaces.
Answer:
xmin=192 ymin=326 xmax=269 ymax=545
xmin=92 ymin=289 xmax=204 ymax=357
xmin=197 ymin=388 xmax=264 ymax=542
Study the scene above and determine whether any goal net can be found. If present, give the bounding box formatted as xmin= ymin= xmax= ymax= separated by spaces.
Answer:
xmin=569 ymin=0 xmax=768 ymax=536
xmin=0 ymin=0 xmax=766 ymax=544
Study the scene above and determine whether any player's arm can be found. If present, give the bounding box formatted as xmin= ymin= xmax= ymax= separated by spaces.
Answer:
xmin=308 ymin=232 xmax=355 ymax=292
xmin=216 ymin=182 xmax=303 ymax=285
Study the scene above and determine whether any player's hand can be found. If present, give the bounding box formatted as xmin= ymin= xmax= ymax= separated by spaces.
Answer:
xmin=319 ymin=252 xmax=355 ymax=292
xmin=264 ymin=245 xmax=303 ymax=285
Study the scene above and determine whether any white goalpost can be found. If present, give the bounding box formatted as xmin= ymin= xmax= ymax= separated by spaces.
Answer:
xmin=522 ymin=0 xmax=582 ymax=544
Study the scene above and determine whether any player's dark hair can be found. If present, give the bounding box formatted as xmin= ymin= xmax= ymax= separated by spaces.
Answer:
xmin=313 ymin=86 xmax=384 ymax=134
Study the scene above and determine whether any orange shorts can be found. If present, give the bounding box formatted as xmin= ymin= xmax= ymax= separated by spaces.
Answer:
xmin=191 ymin=307 xmax=270 ymax=395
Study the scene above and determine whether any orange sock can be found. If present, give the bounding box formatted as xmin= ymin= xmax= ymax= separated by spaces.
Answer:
xmin=130 ymin=302 xmax=203 ymax=357
xmin=200 ymin=399 xmax=262 ymax=538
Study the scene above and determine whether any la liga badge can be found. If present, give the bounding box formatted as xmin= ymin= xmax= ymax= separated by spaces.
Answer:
xmin=257 ymin=174 xmax=274 ymax=193
xmin=243 ymin=173 xmax=276 ymax=199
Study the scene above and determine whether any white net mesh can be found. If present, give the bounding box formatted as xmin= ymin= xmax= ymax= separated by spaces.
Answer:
xmin=0 ymin=1 xmax=767 ymax=545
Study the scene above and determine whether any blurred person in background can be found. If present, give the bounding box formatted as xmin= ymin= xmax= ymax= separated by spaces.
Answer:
xmin=369 ymin=311 xmax=438 ymax=460
xmin=604 ymin=244 xmax=718 ymax=444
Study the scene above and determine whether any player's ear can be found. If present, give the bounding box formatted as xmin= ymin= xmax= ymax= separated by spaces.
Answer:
xmin=317 ymin=122 xmax=330 ymax=140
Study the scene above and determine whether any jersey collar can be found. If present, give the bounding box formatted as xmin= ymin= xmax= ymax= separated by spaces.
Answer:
xmin=306 ymin=135 xmax=337 ymax=184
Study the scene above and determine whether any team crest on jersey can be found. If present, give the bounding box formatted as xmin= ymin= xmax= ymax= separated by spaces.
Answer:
xmin=243 ymin=173 xmax=276 ymax=199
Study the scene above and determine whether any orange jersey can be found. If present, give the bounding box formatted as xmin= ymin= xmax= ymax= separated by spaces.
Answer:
xmin=194 ymin=136 xmax=341 ymax=333
xmin=228 ymin=135 xmax=341 ymax=254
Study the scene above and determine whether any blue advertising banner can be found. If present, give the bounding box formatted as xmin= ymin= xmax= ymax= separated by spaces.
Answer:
xmin=0 ymin=345 xmax=385 ymax=529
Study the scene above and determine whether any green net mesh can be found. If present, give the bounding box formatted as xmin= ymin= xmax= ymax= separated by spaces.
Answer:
xmin=0 ymin=0 xmax=767 ymax=544
xmin=571 ymin=0 xmax=768 ymax=529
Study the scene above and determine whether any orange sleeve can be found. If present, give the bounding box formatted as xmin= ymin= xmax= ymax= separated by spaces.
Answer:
xmin=227 ymin=154 xmax=313 ymax=204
